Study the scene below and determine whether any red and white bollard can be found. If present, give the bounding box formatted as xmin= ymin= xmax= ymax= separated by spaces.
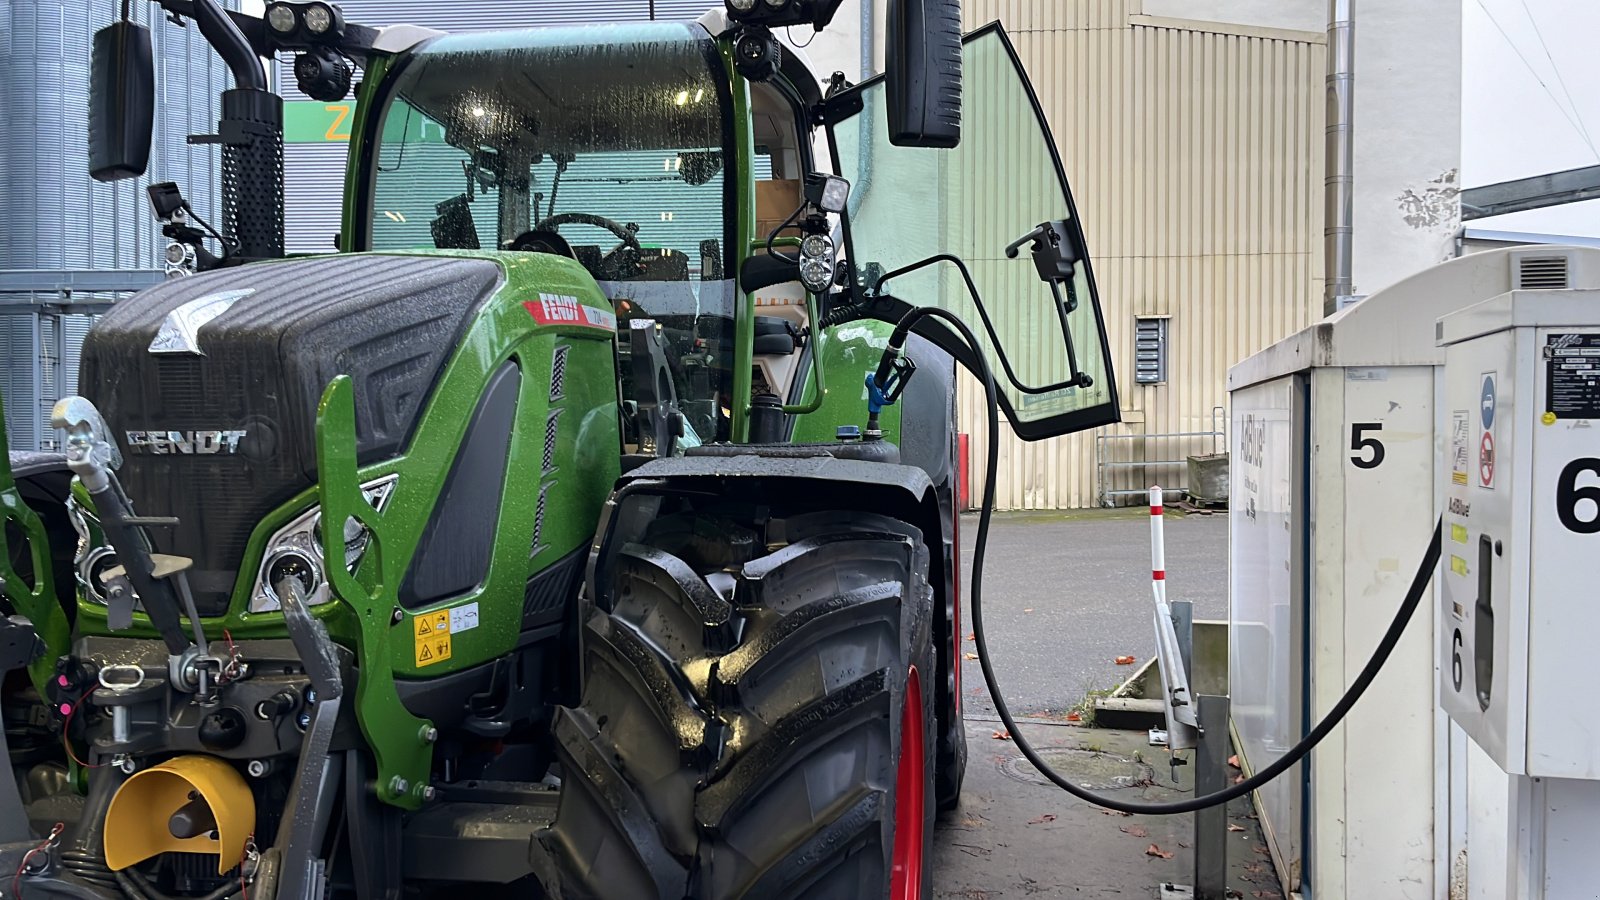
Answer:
xmin=1149 ymin=485 xmax=1167 ymax=607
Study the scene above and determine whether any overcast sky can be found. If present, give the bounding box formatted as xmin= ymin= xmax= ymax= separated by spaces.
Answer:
xmin=1463 ymin=0 xmax=1600 ymax=236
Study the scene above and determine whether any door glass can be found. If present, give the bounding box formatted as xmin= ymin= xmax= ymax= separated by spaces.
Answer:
xmin=831 ymin=25 xmax=1118 ymax=439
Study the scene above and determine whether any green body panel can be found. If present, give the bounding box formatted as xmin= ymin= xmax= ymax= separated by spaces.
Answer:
xmin=791 ymin=318 xmax=904 ymax=443
xmin=339 ymin=54 xmax=394 ymax=254
xmin=0 ymin=404 xmax=70 ymax=691
xmin=315 ymin=250 xmax=619 ymax=807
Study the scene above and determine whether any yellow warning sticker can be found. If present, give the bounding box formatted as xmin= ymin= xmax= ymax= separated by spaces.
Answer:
xmin=1452 ymin=471 xmax=1469 ymax=485
xmin=1450 ymin=524 xmax=1469 ymax=545
xmin=414 ymin=612 xmax=452 ymax=667
xmin=1450 ymin=555 xmax=1469 ymax=577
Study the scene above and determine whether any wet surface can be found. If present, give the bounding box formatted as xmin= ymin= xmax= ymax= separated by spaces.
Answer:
xmin=935 ymin=509 xmax=1280 ymax=899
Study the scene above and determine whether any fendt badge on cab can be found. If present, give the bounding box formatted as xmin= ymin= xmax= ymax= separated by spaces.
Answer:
xmin=124 ymin=429 xmax=248 ymax=455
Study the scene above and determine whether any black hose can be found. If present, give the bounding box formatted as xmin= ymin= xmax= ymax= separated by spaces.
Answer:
xmin=887 ymin=303 xmax=1443 ymax=815
xmin=117 ymin=867 xmax=243 ymax=900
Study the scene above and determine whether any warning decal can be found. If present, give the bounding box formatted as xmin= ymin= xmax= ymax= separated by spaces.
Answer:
xmin=414 ymin=610 xmax=452 ymax=667
xmin=1450 ymin=410 xmax=1470 ymax=485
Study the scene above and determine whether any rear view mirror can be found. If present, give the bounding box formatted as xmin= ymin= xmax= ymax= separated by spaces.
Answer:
xmin=89 ymin=21 xmax=156 ymax=182
xmin=885 ymin=0 xmax=962 ymax=148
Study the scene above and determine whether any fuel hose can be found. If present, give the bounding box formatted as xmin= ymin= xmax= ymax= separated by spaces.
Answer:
xmin=880 ymin=303 xmax=1443 ymax=814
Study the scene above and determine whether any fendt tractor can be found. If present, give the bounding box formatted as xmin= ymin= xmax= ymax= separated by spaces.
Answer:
xmin=0 ymin=0 xmax=1118 ymax=896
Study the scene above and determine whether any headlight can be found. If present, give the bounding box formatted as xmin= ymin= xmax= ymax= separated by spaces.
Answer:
xmin=250 ymin=474 xmax=397 ymax=613
xmin=798 ymin=234 xmax=836 ymax=293
xmin=726 ymin=0 xmax=757 ymax=10
xmin=265 ymin=3 xmax=299 ymax=34
xmin=303 ymin=2 xmax=335 ymax=34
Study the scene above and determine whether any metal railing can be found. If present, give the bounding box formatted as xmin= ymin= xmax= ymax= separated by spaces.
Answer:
xmin=1094 ymin=406 xmax=1226 ymax=507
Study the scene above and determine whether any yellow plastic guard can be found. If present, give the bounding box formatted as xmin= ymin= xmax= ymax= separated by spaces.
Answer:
xmin=104 ymin=755 xmax=255 ymax=874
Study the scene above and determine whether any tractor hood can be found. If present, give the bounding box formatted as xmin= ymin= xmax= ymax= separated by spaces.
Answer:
xmin=79 ymin=253 xmax=502 ymax=614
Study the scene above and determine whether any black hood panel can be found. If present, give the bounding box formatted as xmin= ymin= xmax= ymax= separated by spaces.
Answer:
xmin=79 ymin=254 xmax=502 ymax=613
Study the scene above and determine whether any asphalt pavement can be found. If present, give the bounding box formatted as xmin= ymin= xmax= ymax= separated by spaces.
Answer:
xmin=957 ymin=508 xmax=1229 ymax=719
xmin=932 ymin=508 xmax=1278 ymax=900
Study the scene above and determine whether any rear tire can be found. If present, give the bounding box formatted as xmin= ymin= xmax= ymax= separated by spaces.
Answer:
xmin=533 ymin=504 xmax=937 ymax=900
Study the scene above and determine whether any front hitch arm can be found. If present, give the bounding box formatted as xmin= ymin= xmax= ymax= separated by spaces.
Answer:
xmin=314 ymin=375 xmax=436 ymax=811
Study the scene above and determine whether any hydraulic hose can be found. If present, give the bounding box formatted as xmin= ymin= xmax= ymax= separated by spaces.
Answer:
xmin=882 ymin=303 xmax=1443 ymax=815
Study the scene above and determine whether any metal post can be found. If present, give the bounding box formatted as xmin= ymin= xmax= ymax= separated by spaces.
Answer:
xmin=1193 ymin=694 xmax=1231 ymax=900
xmin=1173 ymin=599 xmax=1194 ymax=684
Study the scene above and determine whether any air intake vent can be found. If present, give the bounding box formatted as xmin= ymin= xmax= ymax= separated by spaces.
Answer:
xmin=550 ymin=345 xmax=570 ymax=402
xmin=543 ymin=409 xmax=563 ymax=474
xmin=1514 ymin=253 xmax=1571 ymax=290
xmin=530 ymin=482 xmax=551 ymax=558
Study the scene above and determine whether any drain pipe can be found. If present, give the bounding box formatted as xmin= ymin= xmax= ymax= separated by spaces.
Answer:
xmin=1325 ymin=0 xmax=1354 ymax=315
xmin=846 ymin=0 xmax=876 ymax=222
xmin=860 ymin=0 xmax=874 ymax=80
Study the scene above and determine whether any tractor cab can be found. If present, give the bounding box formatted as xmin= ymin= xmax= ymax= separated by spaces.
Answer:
xmin=357 ymin=23 xmax=743 ymax=443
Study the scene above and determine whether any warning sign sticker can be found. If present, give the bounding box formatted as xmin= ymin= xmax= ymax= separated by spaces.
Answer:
xmin=1450 ymin=410 xmax=1470 ymax=485
xmin=414 ymin=611 xmax=452 ymax=667
xmin=1479 ymin=431 xmax=1495 ymax=489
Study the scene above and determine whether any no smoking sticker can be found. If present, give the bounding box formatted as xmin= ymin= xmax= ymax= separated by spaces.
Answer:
xmin=414 ymin=611 xmax=452 ymax=667
xmin=1479 ymin=431 xmax=1495 ymax=489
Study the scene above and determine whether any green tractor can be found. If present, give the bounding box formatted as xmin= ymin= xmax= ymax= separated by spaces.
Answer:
xmin=0 ymin=0 xmax=1117 ymax=896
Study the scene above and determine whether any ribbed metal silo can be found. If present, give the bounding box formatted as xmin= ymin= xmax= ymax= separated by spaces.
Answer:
xmin=0 ymin=0 xmax=239 ymax=449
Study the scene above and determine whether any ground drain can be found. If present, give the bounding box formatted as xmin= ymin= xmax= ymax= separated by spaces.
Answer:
xmin=997 ymin=747 xmax=1157 ymax=791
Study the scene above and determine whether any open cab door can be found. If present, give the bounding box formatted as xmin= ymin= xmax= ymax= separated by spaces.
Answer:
xmin=830 ymin=23 xmax=1118 ymax=440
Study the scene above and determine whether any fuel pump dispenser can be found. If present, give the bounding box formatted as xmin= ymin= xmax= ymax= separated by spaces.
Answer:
xmin=1437 ymin=285 xmax=1600 ymax=898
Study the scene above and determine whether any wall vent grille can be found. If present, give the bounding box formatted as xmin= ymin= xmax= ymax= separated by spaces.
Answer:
xmin=1515 ymin=254 xmax=1571 ymax=290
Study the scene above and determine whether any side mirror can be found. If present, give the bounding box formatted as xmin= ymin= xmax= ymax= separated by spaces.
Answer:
xmin=89 ymin=21 xmax=156 ymax=182
xmin=885 ymin=0 xmax=962 ymax=149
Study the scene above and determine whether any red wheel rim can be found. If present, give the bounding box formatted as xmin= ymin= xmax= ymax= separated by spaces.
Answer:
xmin=890 ymin=665 xmax=925 ymax=900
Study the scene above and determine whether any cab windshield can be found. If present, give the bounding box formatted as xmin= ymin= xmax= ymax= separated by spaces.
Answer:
xmin=361 ymin=23 xmax=739 ymax=440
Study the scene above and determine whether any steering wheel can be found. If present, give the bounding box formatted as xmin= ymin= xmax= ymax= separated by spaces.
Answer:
xmin=533 ymin=212 xmax=642 ymax=277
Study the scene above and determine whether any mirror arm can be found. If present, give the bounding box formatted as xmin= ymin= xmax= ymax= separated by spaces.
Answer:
xmin=185 ymin=0 xmax=267 ymax=90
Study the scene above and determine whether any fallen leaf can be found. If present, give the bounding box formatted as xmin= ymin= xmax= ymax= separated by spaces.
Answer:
xmin=1027 ymin=813 xmax=1056 ymax=825
xmin=1145 ymin=844 xmax=1174 ymax=860
xmin=965 ymin=632 xmax=975 ymax=642
xmin=1232 ymin=774 xmax=1245 ymax=784
xmin=1228 ymin=823 xmax=1246 ymax=832
xmin=1115 ymin=655 xmax=1136 ymax=665
xmin=1227 ymin=755 xmax=1240 ymax=769
xmin=1097 ymin=808 xmax=1133 ymax=817
xmin=1119 ymin=824 xmax=1148 ymax=838
xmin=990 ymin=729 xmax=1011 ymax=741
xmin=1023 ymin=608 xmax=1034 ymax=613
xmin=964 ymin=652 xmax=980 ymax=660
xmin=1254 ymin=892 xmax=1272 ymax=899
xmin=1253 ymin=845 xmax=1271 ymax=856
xmin=1178 ymin=841 xmax=1190 ymax=848
xmin=1065 ymin=711 xmax=1083 ymax=722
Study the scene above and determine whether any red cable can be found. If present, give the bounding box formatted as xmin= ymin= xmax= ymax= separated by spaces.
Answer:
xmin=60 ymin=685 xmax=102 ymax=769
xmin=13 ymin=823 xmax=64 ymax=898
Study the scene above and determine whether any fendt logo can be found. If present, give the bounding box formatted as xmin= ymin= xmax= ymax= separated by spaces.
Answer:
xmin=125 ymin=430 xmax=247 ymax=455
xmin=535 ymin=293 xmax=582 ymax=323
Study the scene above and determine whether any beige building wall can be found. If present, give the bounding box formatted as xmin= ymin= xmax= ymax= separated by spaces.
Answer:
xmin=959 ymin=1 xmax=1326 ymax=508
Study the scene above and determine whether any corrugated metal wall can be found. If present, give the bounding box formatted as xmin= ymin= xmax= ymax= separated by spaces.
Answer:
xmin=1 ymin=1 xmax=236 ymax=450
xmin=283 ymin=1 xmax=719 ymax=253
xmin=960 ymin=0 xmax=1325 ymax=508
